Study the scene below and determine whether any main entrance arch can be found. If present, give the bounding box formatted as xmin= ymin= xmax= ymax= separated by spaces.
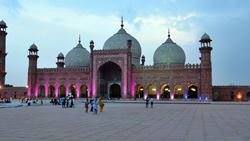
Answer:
xmin=98 ymin=61 xmax=122 ymax=99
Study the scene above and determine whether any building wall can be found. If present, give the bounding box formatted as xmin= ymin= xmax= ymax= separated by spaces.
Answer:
xmin=34 ymin=67 xmax=90 ymax=98
xmin=213 ymin=86 xmax=250 ymax=101
xmin=1 ymin=87 xmax=27 ymax=99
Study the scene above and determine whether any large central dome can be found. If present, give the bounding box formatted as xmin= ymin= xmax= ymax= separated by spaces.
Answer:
xmin=65 ymin=39 xmax=90 ymax=67
xmin=103 ymin=19 xmax=142 ymax=66
xmin=154 ymin=32 xmax=186 ymax=65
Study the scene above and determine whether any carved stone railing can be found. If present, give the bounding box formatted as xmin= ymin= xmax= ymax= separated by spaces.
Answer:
xmin=136 ymin=63 xmax=201 ymax=71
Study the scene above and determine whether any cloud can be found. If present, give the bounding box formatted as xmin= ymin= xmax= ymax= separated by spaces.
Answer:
xmin=1 ymin=0 xmax=203 ymax=86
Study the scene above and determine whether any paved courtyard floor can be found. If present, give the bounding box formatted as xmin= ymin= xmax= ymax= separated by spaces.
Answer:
xmin=0 ymin=103 xmax=250 ymax=141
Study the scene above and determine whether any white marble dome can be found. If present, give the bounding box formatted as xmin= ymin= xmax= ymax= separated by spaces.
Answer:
xmin=154 ymin=34 xmax=186 ymax=65
xmin=65 ymin=41 xmax=90 ymax=67
xmin=103 ymin=25 xmax=142 ymax=66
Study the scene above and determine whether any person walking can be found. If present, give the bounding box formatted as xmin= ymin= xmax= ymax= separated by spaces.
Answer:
xmin=145 ymin=97 xmax=149 ymax=108
xmin=90 ymin=98 xmax=94 ymax=112
xmin=85 ymin=98 xmax=89 ymax=113
xmin=149 ymin=98 xmax=154 ymax=108
xmin=99 ymin=97 xmax=104 ymax=112
xmin=93 ymin=98 xmax=98 ymax=114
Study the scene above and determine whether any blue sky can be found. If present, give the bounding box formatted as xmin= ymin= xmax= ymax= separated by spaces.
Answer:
xmin=0 ymin=0 xmax=250 ymax=86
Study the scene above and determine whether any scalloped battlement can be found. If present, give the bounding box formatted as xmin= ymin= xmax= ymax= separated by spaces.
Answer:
xmin=37 ymin=67 xmax=90 ymax=73
xmin=93 ymin=48 xmax=130 ymax=55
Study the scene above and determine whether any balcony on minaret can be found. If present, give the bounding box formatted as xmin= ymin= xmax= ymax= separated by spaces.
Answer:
xmin=56 ymin=52 xmax=65 ymax=68
xmin=28 ymin=44 xmax=39 ymax=56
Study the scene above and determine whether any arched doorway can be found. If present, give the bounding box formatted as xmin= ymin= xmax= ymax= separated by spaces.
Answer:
xmin=38 ymin=85 xmax=45 ymax=98
xmin=49 ymin=85 xmax=55 ymax=98
xmin=80 ymin=85 xmax=88 ymax=98
xmin=161 ymin=84 xmax=170 ymax=99
xmin=109 ymin=84 xmax=121 ymax=98
xmin=247 ymin=92 xmax=250 ymax=101
xmin=174 ymin=85 xmax=184 ymax=99
xmin=70 ymin=84 xmax=76 ymax=98
xmin=59 ymin=85 xmax=66 ymax=98
xmin=135 ymin=84 xmax=144 ymax=98
xmin=98 ymin=61 xmax=122 ymax=98
xmin=188 ymin=85 xmax=198 ymax=99
xmin=148 ymin=85 xmax=156 ymax=98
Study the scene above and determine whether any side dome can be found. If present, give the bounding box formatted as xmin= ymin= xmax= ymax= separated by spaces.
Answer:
xmin=153 ymin=32 xmax=186 ymax=65
xmin=103 ymin=19 xmax=142 ymax=66
xmin=65 ymin=39 xmax=90 ymax=67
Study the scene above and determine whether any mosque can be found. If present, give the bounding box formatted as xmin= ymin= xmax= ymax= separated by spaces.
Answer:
xmin=0 ymin=18 xmax=250 ymax=101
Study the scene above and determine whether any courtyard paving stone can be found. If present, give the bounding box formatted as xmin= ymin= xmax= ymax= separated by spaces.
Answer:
xmin=0 ymin=103 xmax=250 ymax=141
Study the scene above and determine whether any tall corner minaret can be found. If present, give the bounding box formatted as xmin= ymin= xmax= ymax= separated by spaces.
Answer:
xmin=56 ymin=52 xmax=65 ymax=68
xmin=27 ymin=43 xmax=39 ymax=98
xmin=199 ymin=33 xmax=213 ymax=99
xmin=0 ymin=20 xmax=7 ymax=87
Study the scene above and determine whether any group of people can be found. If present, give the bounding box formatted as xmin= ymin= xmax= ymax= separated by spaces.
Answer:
xmin=21 ymin=98 xmax=43 ymax=106
xmin=49 ymin=95 xmax=75 ymax=108
xmin=84 ymin=97 xmax=104 ymax=114
xmin=145 ymin=97 xmax=154 ymax=108
xmin=60 ymin=95 xmax=74 ymax=108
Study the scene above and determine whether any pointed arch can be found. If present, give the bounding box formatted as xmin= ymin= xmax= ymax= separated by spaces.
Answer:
xmin=188 ymin=85 xmax=198 ymax=99
xmin=174 ymin=84 xmax=184 ymax=99
xmin=147 ymin=84 xmax=156 ymax=98
xmin=38 ymin=85 xmax=45 ymax=98
xmin=160 ymin=84 xmax=170 ymax=99
xmin=48 ymin=85 xmax=55 ymax=98
xmin=80 ymin=85 xmax=88 ymax=98
xmin=59 ymin=85 xmax=66 ymax=98
xmin=70 ymin=84 xmax=77 ymax=98
xmin=135 ymin=84 xmax=144 ymax=98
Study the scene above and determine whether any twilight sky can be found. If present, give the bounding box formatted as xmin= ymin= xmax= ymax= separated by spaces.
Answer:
xmin=0 ymin=0 xmax=249 ymax=86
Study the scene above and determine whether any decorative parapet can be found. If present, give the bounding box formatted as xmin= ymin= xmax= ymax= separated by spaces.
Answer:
xmin=136 ymin=63 xmax=201 ymax=71
xmin=93 ymin=48 xmax=130 ymax=55
xmin=37 ymin=67 xmax=90 ymax=73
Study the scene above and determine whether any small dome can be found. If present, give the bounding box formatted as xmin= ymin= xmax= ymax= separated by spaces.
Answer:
xmin=154 ymin=34 xmax=185 ymax=65
xmin=201 ymin=33 xmax=210 ymax=40
xmin=29 ymin=43 xmax=38 ymax=51
xmin=65 ymin=40 xmax=90 ymax=67
xmin=0 ymin=20 xmax=7 ymax=28
xmin=57 ymin=52 xmax=64 ymax=58
xmin=103 ymin=21 xmax=142 ymax=66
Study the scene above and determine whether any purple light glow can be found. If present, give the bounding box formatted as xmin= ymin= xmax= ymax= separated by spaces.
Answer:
xmin=156 ymin=94 xmax=160 ymax=100
xmin=45 ymin=84 xmax=49 ymax=98
xmin=76 ymin=84 xmax=80 ymax=98
xmin=55 ymin=83 xmax=59 ymax=97
xmin=87 ymin=81 xmax=90 ymax=97
xmin=170 ymin=94 xmax=174 ymax=100
xmin=35 ymin=85 xmax=39 ymax=97
xmin=130 ymin=80 xmax=135 ymax=97
xmin=92 ymin=76 xmax=96 ymax=97
xmin=66 ymin=85 xmax=69 ymax=96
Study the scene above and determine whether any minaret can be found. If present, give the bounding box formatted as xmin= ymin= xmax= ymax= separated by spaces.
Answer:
xmin=56 ymin=52 xmax=65 ymax=68
xmin=199 ymin=33 xmax=213 ymax=99
xmin=0 ymin=20 xmax=7 ymax=87
xmin=141 ymin=55 xmax=145 ymax=66
xmin=89 ymin=40 xmax=94 ymax=98
xmin=27 ymin=44 xmax=39 ymax=98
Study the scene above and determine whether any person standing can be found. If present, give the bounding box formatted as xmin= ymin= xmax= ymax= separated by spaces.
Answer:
xmin=85 ymin=98 xmax=89 ymax=113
